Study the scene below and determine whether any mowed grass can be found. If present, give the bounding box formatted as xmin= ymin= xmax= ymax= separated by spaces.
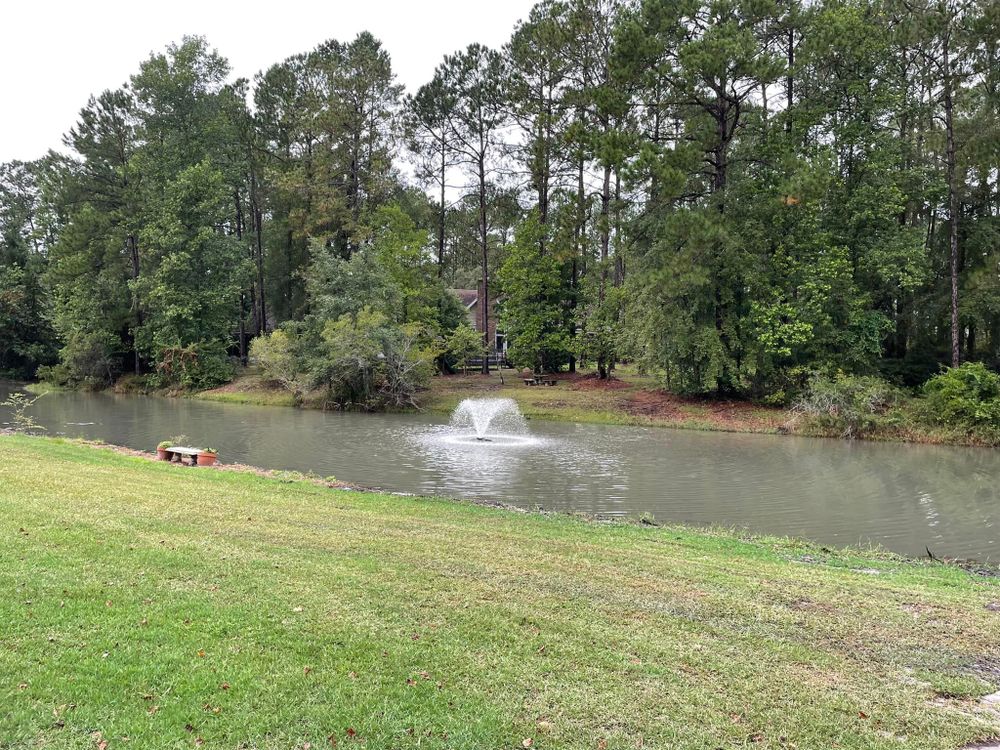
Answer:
xmin=1 ymin=437 xmax=999 ymax=750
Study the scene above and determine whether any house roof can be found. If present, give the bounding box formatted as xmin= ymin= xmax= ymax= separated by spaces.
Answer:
xmin=451 ymin=289 xmax=479 ymax=309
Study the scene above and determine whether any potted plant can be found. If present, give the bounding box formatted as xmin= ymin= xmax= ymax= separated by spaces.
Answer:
xmin=197 ymin=447 xmax=219 ymax=467
xmin=156 ymin=440 xmax=173 ymax=461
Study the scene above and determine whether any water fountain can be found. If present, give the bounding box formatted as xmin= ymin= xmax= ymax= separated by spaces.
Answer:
xmin=445 ymin=398 xmax=537 ymax=446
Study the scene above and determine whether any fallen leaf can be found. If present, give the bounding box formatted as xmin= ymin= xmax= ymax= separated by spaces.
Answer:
xmin=197 ymin=649 xmax=206 ymax=658
xmin=185 ymin=724 xmax=196 ymax=733
xmin=858 ymin=711 xmax=869 ymax=719
xmin=419 ymin=671 xmax=430 ymax=680
xmin=195 ymin=738 xmax=204 ymax=747
xmin=348 ymin=671 xmax=357 ymax=679
xmin=220 ymin=682 xmax=230 ymax=691
xmin=346 ymin=727 xmax=357 ymax=738
xmin=522 ymin=739 xmax=534 ymax=748
xmin=327 ymin=734 xmax=338 ymax=747
xmin=598 ymin=740 xmax=608 ymax=750
xmin=105 ymin=600 xmax=113 ymax=608
xmin=292 ymin=606 xmax=304 ymax=613
xmin=304 ymin=666 xmax=313 ymax=675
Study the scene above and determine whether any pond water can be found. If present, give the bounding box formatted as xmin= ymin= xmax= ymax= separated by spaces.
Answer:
xmin=2 ymin=382 xmax=998 ymax=560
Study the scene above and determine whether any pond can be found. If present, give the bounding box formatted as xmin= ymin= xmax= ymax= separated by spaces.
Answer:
xmin=1 ymin=381 xmax=997 ymax=560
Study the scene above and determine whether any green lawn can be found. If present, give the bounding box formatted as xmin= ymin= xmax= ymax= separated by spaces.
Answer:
xmin=1 ymin=436 xmax=999 ymax=749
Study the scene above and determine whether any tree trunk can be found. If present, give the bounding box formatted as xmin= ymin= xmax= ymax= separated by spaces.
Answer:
xmin=250 ymin=172 xmax=266 ymax=336
xmin=599 ymin=163 xmax=611 ymax=302
xmin=128 ymin=232 xmax=142 ymax=375
xmin=944 ymin=38 xmax=960 ymax=368
xmin=479 ymin=155 xmax=490 ymax=376
xmin=785 ymin=24 xmax=794 ymax=134
xmin=438 ymin=145 xmax=447 ymax=278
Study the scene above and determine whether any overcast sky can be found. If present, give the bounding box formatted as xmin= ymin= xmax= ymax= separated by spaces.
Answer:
xmin=1 ymin=0 xmax=538 ymax=163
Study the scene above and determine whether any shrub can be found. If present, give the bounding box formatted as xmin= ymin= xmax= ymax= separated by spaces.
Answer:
xmin=445 ymin=325 xmax=484 ymax=375
xmin=921 ymin=362 xmax=1000 ymax=429
xmin=308 ymin=310 xmax=435 ymax=410
xmin=1 ymin=392 xmax=45 ymax=434
xmin=791 ymin=373 xmax=898 ymax=438
xmin=251 ymin=330 xmax=302 ymax=393
xmin=151 ymin=342 xmax=234 ymax=390
xmin=44 ymin=331 xmax=120 ymax=388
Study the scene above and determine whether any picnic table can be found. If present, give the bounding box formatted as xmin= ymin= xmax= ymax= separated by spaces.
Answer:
xmin=522 ymin=376 xmax=558 ymax=387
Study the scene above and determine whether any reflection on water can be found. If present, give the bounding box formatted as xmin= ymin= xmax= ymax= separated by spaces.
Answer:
xmin=1 ymin=381 xmax=998 ymax=559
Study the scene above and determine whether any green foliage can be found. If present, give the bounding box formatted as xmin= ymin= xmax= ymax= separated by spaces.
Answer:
xmin=921 ymin=363 xmax=1000 ymax=431
xmin=39 ymin=329 xmax=121 ymax=389
xmin=135 ymin=161 xmax=249 ymax=387
xmin=499 ymin=216 xmax=572 ymax=372
xmin=7 ymin=0 xmax=1000 ymax=415
xmin=149 ymin=342 xmax=235 ymax=390
xmin=306 ymin=310 xmax=435 ymax=409
xmin=1 ymin=392 xmax=44 ymax=434
xmin=0 ymin=161 xmax=59 ymax=378
xmin=251 ymin=329 xmax=302 ymax=393
xmin=445 ymin=325 xmax=484 ymax=374
xmin=792 ymin=374 xmax=899 ymax=438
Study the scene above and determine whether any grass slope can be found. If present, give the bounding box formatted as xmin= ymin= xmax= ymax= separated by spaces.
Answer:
xmin=1 ymin=436 xmax=998 ymax=749
xmin=194 ymin=368 xmax=784 ymax=434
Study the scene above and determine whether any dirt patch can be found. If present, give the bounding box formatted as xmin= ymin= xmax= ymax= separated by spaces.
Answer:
xmin=623 ymin=389 xmax=783 ymax=431
xmin=787 ymin=597 xmax=834 ymax=613
xmin=625 ymin=390 xmax=684 ymax=419
xmin=568 ymin=373 xmax=632 ymax=391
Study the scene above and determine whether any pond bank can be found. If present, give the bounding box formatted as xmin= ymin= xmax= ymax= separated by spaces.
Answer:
xmin=182 ymin=368 xmax=999 ymax=448
xmin=1 ymin=434 xmax=999 ymax=748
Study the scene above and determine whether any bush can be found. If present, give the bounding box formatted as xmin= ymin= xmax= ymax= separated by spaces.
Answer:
xmin=251 ymin=330 xmax=302 ymax=394
xmin=44 ymin=331 xmax=121 ymax=388
xmin=151 ymin=342 xmax=234 ymax=390
xmin=308 ymin=310 xmax=435 ymax=410
xmin=921 ymin=362 xmax=1000 ymax=429
xmin=791 ymin=373 xmax=898 ymax=438
xmin=445 ymin=325 xmax=484 ymax=375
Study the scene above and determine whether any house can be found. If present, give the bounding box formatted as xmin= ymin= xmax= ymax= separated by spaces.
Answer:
xmin=450 ymin=282 xmax=507 ymax=358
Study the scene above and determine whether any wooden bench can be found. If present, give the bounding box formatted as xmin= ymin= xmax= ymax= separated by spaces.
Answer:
xmin=523 ymin=378 xmax=537 ymax=386
xmin=164 ymin=446 xmax=203 ymax=465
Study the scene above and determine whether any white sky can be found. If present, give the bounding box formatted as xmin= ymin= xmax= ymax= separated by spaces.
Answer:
xmin=1 ymin=0 xmax=538 ymax=163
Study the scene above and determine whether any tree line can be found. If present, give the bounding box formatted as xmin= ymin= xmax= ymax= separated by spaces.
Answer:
xmin=1 ymin=0 xmax=997 ymax=405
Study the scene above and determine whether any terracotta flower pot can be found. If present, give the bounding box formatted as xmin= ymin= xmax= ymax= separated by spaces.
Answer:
xmin=197 ymin=452 xmax=218 ymax=467
xmin=157 ymin=448 xmax=170 ymax=461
